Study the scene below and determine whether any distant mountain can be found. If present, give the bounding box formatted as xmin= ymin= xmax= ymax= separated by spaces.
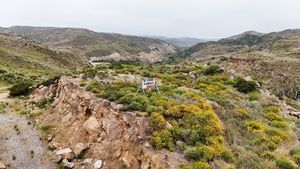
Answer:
xmin=181 ymin=29 xmax=300 ymax=99
xmin=147 ymin=36 xmax=211 ymax=49
xmin=5 ymin=26 xmax=176 ymax=62
xmin=222 ymin=31 xmax=264 ymax=41
xmin=0 ymin=27 xmax=5 ymax=33
xmin=188 ymin=29 xmax=300 ymax=58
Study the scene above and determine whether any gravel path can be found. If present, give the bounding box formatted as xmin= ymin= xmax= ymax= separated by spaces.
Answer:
xmin=0 ymin=92 xmax=55 ymax=169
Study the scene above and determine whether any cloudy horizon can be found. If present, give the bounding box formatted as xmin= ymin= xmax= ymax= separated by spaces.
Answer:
xmin=1 ymin=0 xmax=300 ymax=39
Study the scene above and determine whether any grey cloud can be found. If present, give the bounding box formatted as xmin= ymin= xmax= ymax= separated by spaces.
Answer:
xmin=0 ymin=0 xmax=300 ymax=38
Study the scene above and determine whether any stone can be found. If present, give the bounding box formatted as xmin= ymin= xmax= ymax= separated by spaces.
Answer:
xmin=82 ymin=158 xmax=93 ymax=165
xmin=94 ymin=160 xmax=103 ymax=169
xmin=55 ymin=147 xmax=75 ymax=160
xmin=141 ymin=159 xmax=150 ymax=169
xmin=0 ymin=161 xmax=6 ymax=169
xmin=49 ymin=142 xmax=62 ymax=150
xmin=83 ymin=116 xmax=100 ymax=134
xmin=62 ymin=159 xmax=75 ymax=169
xmin=73 ymin=143 xmax=89 ymax=157
xmin=166 ymin=122 xmax=172 ymax=129
xmin=144 ymin=142 xmax=151 ymax=148
xmin=55 ymin=155 xmax=63 ymax=163
xmin=47 ymin=135 xmax=54 ymax=142
xmin=62 ymin=112 xmax=73 ymax=123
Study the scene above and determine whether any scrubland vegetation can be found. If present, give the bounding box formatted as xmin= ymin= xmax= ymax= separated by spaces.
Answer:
xmin=79 ymin=62 xmax=300 ymax=169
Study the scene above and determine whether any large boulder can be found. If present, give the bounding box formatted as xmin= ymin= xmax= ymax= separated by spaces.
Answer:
xmin=83 ymin=116 xmax=100 ymax=134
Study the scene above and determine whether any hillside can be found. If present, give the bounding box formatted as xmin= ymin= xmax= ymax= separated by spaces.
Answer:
xmin=183 ymin=29 xmax=300 ymax=101
xmin=0 ymin=32 xmax=85 ymax=82
xmin=189 ymin=29 xmax=300 ymax=58
xmin=5 ymin=26 xmax=176 ymax=62
xmin=16 ymin=63 xmax=299 ymax=169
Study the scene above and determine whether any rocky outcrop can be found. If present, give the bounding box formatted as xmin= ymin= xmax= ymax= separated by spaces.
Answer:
xmin=32 ymin=76 xmax=187 ymax=169
xmin=0 ymin=161 xmax=5 ymax=169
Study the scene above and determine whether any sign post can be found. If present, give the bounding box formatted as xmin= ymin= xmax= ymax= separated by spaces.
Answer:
xmin=137 ymin=78 xmax=160 ymax=94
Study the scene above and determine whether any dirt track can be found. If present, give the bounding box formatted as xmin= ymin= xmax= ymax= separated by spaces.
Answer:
xmin=0 ymin=91 xmax=54 ymax=169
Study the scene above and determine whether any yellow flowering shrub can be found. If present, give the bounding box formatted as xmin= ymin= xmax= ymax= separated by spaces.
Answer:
xmin=149 ymin=112 xmax=167 ymax=131
xmin=245 ymin=120 xmax=266 ymax=133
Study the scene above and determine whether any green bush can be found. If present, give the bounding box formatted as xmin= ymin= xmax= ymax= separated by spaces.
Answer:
xmin=221 ymin=149 xmax=234 ymax=162
xmin=79 ymin=81 xmax=87 ymax=87
xmin=9 ymin=81 xmax=32 ymax=96
xmin=276 ymin=158 xmax=295 ymax=169
xmin=292 ymin=154 xmax=300 ymax=166
xmin=249 ymin=92 xmax=261 ymax=101
xmin=235 ymin=108 xmax=251 ymax=119
xmin=202 ymin=65 xmax=220 ymax=75
xmin=181 ymin=161 xmax=211 ymax=169
xmin=261 ymin=152 xmax=275 ymax=160
xmin=185 ymin=145 xmax=214 ymax=161
xmin=290 ymin=148 xmax=300 ymax=156
xmin=269 ymin=121 xmax=288 ymax=129
xmin=233 ymin=77 xmax=258 ymax=93
xmin=40 ymin=124 xmax=54 ymax=135
xmin=128 ymin=95 xmax=149 ymax=111
xmin=150 ymin=130 xmax=174 ymax=151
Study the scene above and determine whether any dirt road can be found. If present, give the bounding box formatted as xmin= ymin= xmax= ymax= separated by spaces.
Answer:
xmin=0 ymin=91 xmax=55 ymax=169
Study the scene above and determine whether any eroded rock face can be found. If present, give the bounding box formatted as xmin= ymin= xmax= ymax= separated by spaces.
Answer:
xmin=32 ymin=76 xmax=187 ymax=169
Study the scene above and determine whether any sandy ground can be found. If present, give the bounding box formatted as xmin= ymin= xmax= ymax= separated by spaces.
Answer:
xmin=0 ymin=90 xmax=55 ymax=169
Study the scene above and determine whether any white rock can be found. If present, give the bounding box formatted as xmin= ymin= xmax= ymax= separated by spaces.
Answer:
xmin=0 ymin=161 xmax=5 ymax=169
xmin=47 ymin=135 xmax=53 ymax=142
xmin=73 ymin=143 xmax=89 ymax=157
xmin=166 ymin=122 xmax=173 ymax=129
xmin=94 ymin=160 xmax=103 ymax=169
xmin=55 ymin=147 xmax=75 ymax=160
xmin=144 ymin=142 xmax=151 ymax=148
xmin=62 ymin=159 xmax=75 ymax=168
xmin=84 ymin=116 xmax=100 ymax=134
xmin=82 ymin=158 xmax=93 ymax=165
xmin=55 ymin=147 xmax=73 ymax=155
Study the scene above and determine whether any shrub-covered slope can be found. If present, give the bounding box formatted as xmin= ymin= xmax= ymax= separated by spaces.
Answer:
xmin=76 ymin=62 xmax=300 ymax=169
xmin=179 ymin=29 xmax=300 ymax=101
xmin=0 ymin=33 xmax=85 ymax=76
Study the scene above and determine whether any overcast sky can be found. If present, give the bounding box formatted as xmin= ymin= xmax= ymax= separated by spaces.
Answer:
xmin=0 ymin=0 xmax=299 ymax=39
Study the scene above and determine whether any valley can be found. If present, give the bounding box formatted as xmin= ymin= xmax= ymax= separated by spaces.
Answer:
xmin=0 ymin=26 xmax=300 ymax=169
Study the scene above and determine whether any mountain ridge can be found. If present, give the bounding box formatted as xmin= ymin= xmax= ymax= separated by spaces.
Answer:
xmin=5 ymin=26 xmax=176 ymax=62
